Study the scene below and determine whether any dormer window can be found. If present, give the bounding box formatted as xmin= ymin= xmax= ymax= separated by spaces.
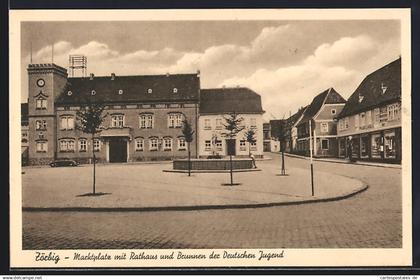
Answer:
xmin=381 ymin=82 xmax=387 ymax=94
xmin=173 ymin=88 xmax=178 ymax=93
xmin=358 ymin=94 xmax=364 ymax=103
xmin=147 ymin=88 xmax=153 ymax=94
xmin=118 ymin=89 xmax=123 ymax=95
xmin=91 ymin=90 xmax=96 ymax=96
xmin=67 ymin=91 xmax=73 ymax=96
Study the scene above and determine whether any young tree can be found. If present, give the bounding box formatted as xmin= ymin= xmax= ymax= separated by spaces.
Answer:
xmin=181 ymin=118 xmax=195 ymax=177
xmin=76 ymin=100 xmax=107 ymax=195
xmin=271 ymin=120 xmax=287 ymax=175
xmin=222 ymin=112 xmax=244 ymax=186
xmin=244 ymin=128 xmax=257 ymax=157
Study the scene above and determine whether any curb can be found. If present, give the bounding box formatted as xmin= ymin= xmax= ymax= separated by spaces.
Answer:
xmin=282 ymin=153 xmax=401 ymax=169
xmin=162 ymin=169 xmax=262 ymax=173
xmin=22 ymin=183 xmax=368 ymax=213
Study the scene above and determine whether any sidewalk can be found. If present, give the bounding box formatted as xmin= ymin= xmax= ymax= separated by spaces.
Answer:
xmin=282 ymin=152 xmax=401 ymax=169
xmin=22 ymin=161 xmax=367 ymax=211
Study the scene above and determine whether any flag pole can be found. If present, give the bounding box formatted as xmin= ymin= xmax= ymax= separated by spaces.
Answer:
xmin=309 ymin=120 xmax=314 ymax=196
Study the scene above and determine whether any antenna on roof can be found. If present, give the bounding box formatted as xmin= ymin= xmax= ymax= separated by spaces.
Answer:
xmin=51 ymin=42 xmax=54 ymax=64
xmin=30 ymin=41 xmax=33 ymax=64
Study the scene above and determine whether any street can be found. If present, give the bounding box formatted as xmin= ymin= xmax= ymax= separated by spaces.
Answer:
xmin=22 ymin=153 xmax=402 ymax=249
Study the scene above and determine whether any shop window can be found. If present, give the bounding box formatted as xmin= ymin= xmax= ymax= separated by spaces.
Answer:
xmin=371 ymin=134 xmax=382 ymax=158
xmin=339 ymin=139 xmax=346 ymax=157
xmin=384 ymin=131 xmax=396 ymax=159
xmin=321 ymin=139 xmax=329 ymax=150
xmin=360 ymin=136 xmax=369 ymax=158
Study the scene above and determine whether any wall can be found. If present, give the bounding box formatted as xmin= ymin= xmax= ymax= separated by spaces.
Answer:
xmin=198 ymin=113 xmax=264 ymax=158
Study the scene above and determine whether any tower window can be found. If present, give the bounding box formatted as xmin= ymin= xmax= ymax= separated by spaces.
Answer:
xmin=118 ymin=89 xmax=123 ymax=95
xmin=147 ymin=88 xmax=153 ymax=94
xmin=173 ymin=88 xmax=178 ymax=93
xmin=67 ymin=91 xmax=73 ymax=96
xmin=91 ymin=90 xmax=96 ymax=96
xmin=35 ymin=98 xmax=47 ymax=110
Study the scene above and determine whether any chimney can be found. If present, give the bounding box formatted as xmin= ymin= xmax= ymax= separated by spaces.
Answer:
xmin=89 ymin=73 xmax=94 ymax=80
xmin=197 ymin=69 xmax=200 ymax=77
xmin=166 ymin=72 xmax=170 ymax=77
xmin=111 ymin=73 xmax=115 ymax=80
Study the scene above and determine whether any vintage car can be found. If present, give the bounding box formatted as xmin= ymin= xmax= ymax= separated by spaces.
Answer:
xmin=49 ymin=159 xmax=79 ymax=167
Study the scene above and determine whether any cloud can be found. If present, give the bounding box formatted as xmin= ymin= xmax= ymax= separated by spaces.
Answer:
xmin=25 ymin=25 xmax=400 ymax=119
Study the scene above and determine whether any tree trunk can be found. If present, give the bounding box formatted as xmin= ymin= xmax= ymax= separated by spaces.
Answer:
xmin=230 ymin=154 xmax=233 ymax=185
xmin=188 ymin=142 xmax=191 ymax=177
xmin=92 ymin=133 xmax=96 ymax=195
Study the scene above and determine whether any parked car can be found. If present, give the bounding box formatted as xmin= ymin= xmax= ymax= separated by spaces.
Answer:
xmin=49 ymin=159 xmax=79 ymax=167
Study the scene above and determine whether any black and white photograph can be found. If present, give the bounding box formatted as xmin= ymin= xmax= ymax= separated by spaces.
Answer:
xmin=9 ymin=9 xmax=412 ymax=268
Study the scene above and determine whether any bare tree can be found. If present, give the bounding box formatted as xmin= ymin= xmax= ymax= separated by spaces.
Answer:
xmin=222 ymin=112 xmax=244 ymax=186
xmin=181 ymin=118 xmax=195 ymax=177
xmin=76 ymin=100 xmax=107 ymax=195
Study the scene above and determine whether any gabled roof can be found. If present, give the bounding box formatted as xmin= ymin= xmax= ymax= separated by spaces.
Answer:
xmin=200 ymin=87 xmax=265 ymax=114
xmin=287 ymin=106 xmax=307 ymax=128
xmin=338 ymin=58 xmax=401 ymax=118
xmin=56 ymin=73 xmax=200 ymax=105
xmin=296 ymin=88 xmax=346 ymax=126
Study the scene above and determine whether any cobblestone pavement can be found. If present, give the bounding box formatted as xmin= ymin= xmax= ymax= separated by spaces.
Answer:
xmin=22 ymin=154 xmax=402 ymax=249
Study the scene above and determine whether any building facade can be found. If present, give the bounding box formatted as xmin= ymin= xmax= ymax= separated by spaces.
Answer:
xmin=295 ymin=88 xmax=346 ymax=157
xmin=198 ymin=87 xmax=265 ymax=158
xmin=337 ymin=58 xmax=401 ymax=163
xmin=26 ymin=63 xmax=200 ymax=165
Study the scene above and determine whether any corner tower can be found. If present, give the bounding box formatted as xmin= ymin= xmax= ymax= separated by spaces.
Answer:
xmin=27 ymin=63 xmax=68 ymax=165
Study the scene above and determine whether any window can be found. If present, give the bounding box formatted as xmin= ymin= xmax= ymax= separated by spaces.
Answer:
xmin=388 ymin=103 xmax=400 ymax=121
xmin=93 ymin=139 xmax=101 ymax=151
xmin=371 ymin=134 xmax=382 ymax=158
xmin=147 ymin=88 xmax=153 ymax=94
xmin=36 ymin=141 xmax=48 ymax=152
xmin=91 ymin=90 xmax=96 ymax=96
xmin=149 ymin=138 xmax=158 ymax=151
xmin=361 ymin=136 xmax=369 ymax=158
xmin=67 ymin=91 xmax=72 ymax=96
xmin=366 ymin=110 xmax=372 ymax=125
xmin=60 ymin=116 xmax=74 ymax=130
xmin=111 ymin=114 xmax=124 ymax=128
xmin=118 ymin=89 xmax=123 ymax=95
xmin=331 ymin=109 xmax=336 ymax=115
xmin=215 ymin=119 xmax=223 ymax=130
xmin=36 ymin=98 xmax=47 ymax=110
xmin=321 ymin=139 xmax=329 ymax=150
xmin=250 ymin=141 xmax=257 ymax=151
xmin=135 ymin=138 xmax=144 ymax=151
xmin=384 ymin=131 xmax=396 ymax=159
xmin=139 ymin=114 xmax=154 ymax=129
xmin=178 ymin=138 xmax=187 ymax=150
xmin=360 ymin=112 xmax=366 ymax=127
xmin=163 ymin=138 xmax=173 ymax=151
xmin=215 ymin=140 xmax=222 ymax=151
xmin=374 ymin=108 xmax=380 ymax=124
xmin=355 ymin=114 xmax=359 ymax=129
xmin=344 ymin=117 xmax=349 ymax=129
xmin=168 ymin=113 xmax=184 ymax=128
xmin=250 ymin=118 xmax=257 ymax=128
xmin=204 ymin=119 xmax=211 ymax=130
xmin=205 ymin=140 xmax=211 ymax=151
xmin=35 ymin=120 xmax=47 ymax=130
xmin=173 ymin=88 xmax=178 ymax=93
xmin=240 ymin=140 xmax=246 ymax=151
xmin=320 ymin=122 xmax=328 ymax=133
xmin=79 ymin=139 xmax=87 ymax=152
xmin=59 ymin=139 xmax=75 ymax=152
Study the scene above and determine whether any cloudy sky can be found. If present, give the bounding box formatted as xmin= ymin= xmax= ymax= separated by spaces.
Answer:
xmin=21 ymin=20 xmax=400 ymax=119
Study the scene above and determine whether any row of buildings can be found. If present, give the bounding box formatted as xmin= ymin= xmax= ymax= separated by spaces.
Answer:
xmin=21 ymin=63 xmax=265 ymax=165
xmin=264 ymin=57 xmax=402 ymax=163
